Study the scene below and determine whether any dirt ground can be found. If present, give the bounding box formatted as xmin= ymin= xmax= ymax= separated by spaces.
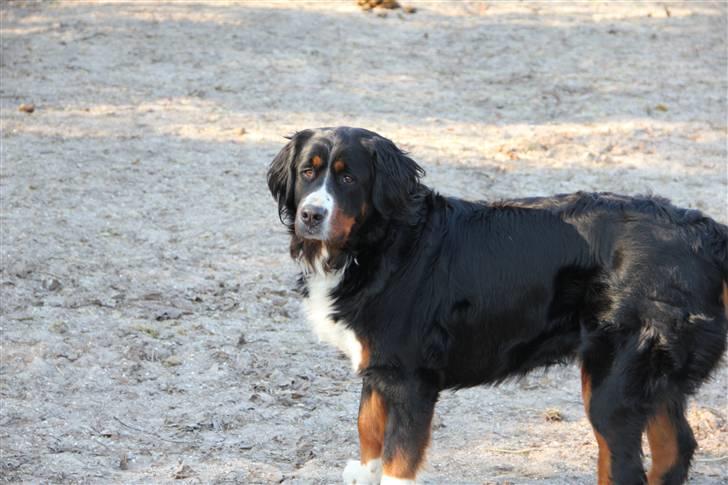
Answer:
xmin=1 ymin=1 xmax=727 ymax=484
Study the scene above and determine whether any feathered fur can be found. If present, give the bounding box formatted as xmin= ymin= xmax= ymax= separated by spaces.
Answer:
xmin=268 ymin=126 xmax=728 ymax=484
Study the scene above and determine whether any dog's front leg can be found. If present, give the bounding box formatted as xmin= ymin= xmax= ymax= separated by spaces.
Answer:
xmin=344 ymin=373 xmax=438 ymax=484
xmin=379 ymin=376 xmax=437 ymax=485
xmin=343 ymin=381 xmax=386 ymax=484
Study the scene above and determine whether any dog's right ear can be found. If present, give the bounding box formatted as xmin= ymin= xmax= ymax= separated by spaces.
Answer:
xmin=267 ymin=130 xmax=313 ymax=226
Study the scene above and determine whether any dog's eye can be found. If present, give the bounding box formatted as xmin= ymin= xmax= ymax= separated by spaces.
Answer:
xmin=341 ymin=174 xmax=354 ymax=184
xmin=301 ymin=168 xmax=314 ymax=180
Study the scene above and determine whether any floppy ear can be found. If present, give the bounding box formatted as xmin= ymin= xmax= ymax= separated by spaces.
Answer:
xmin=363 ymin=135 xmax=425 ymax=218
xmin=267 ymin=130 xmax=313 ymax=226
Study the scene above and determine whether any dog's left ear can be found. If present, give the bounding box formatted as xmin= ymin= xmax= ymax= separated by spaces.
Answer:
xmin=362 ymin=135 xmax=425 ymax=218
xmin=267 ymin=130 xmax=313 ymax=225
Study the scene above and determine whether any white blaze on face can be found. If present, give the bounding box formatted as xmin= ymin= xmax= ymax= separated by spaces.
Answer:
xmin=300 ymin=168 xmax=334 ymax=238
xmin=299 ymin=170 xmax=362 ymax=372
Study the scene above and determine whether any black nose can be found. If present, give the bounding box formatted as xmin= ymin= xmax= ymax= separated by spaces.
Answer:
xmin=300 ymin=205 xmax=328 ymax=228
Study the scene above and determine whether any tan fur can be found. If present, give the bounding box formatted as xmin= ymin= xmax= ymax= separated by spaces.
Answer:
xmin=329 ymin=208 xmax=356 ymax=244
xmin=359 ymin=389 xmax=387 ymax=463
xmin=582 ymin=367 xmax=612 ymax=485
xmin=358 ymin=338 xmax=370 ymax=371
xmin=646 ymin=406 xmax=679 ymax=485
xmin=381 ymin=416 xmax=433 ymax=479
xmin=383 ymin=449 xmax=417 ymax=480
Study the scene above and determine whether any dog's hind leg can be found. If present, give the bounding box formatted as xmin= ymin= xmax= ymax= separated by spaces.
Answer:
xmin=581 ymin=363 xmax=649 ymax=484
xmin=581 ymin=367 xmax=614 ymax=485
xmin=645 ymin=400 xmax=696 ymax=485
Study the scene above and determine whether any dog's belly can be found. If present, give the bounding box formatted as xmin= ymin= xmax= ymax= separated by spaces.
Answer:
xmin=303 ymin=271 xmax=362 ymax=371
xmin=443 ymin=317 xmax=582 ymax=388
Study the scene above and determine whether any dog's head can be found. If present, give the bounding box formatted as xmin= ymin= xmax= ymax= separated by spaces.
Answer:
xmin=267 ymin=126 xmax=424 ymax=269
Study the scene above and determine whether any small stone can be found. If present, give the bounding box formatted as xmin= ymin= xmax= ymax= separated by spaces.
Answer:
xmin=155 ymin=307 xmax=186 ymax=321
xmin=544 ymin=408 xmax=564 ymax=422
xmin=42 ymin=278 xmax=62 ymax=291
xmin=163 ymin=355 xmax=182 ymax=367
xmin=172 ymin=463 xmax=194 ymax=479
xmin=18 ymin=103 xmax=35 ymax=113
xmin=50 ymin=321 xmax=69 ymax=334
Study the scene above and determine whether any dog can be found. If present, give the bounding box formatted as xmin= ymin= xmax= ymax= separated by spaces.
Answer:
xmin=267 ymin=126 xmax=728 ymax=485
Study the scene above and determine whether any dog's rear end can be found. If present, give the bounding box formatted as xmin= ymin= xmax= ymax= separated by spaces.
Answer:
xmin=563 ymin=194 xmax=728 ymax=484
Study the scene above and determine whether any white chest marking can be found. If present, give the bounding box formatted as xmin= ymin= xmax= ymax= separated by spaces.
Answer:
xmin=302 ymin=269 xmax=362 ymax=372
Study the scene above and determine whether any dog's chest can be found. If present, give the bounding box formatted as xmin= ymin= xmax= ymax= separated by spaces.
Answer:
xmin=302 ymin=272 xmax=362 ymax=371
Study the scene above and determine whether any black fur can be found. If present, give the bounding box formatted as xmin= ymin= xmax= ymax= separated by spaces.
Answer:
xmin=268 ymin=126 xmax=728 ymax=482
xmin=360 ymin=135 xmax=425 ymax=219
xmin=267 ymin=129 xmax=314 ymax=226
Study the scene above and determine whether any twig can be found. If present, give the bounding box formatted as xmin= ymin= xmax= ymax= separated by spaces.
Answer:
xmin=700 ymin=406 xmax=726 ymax=420
xmin=113 ymin=416 xmax=193 ymax=445
xmin=485 ymin=446 xmax=542 ymax=455
xmin=695 ymin=455 xmax=728 ymax=463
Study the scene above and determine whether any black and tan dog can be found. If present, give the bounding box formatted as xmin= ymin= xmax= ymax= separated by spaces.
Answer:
xmin=267 ymin=126 xmax=728 ymax=485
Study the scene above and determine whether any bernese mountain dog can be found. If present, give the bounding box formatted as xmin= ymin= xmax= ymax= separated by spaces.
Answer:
xmin=267 ymin=126 xmax=728 ymax=485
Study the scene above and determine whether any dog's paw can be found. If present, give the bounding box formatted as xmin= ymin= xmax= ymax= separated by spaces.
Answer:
xmin=342 ymin=458 xmax=382 ymax=484
xmin=380 ymin=476 xmax=416 ymax=485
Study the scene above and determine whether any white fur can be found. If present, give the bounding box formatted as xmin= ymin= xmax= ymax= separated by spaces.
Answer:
xmin=302 ymin=253 xmax=362 ymax=371
xmin=342 ymin=458 xmax=382 ymax=485
xmin=380 ymin=476 xmax=416 ymax=485
xmin=300 ymin=169 xmax=334 ymax=238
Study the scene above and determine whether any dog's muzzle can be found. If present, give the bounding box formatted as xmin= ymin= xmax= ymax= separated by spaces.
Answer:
xmin=295 ymin=204 xmax=328 ymax=240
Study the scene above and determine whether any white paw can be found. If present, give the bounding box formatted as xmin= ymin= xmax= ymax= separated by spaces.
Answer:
xmin=380 ymin=476 xmax=416 ymax=485
xmin=342 ymin=458 xmax=382 ymax=484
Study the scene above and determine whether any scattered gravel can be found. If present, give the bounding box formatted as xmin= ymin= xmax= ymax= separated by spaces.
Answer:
xmin=1 ymin=2 xmax=726 ymax=483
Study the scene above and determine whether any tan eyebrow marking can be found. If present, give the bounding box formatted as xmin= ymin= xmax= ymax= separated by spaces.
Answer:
xmin=333 ymin=160 xmax=345 ymax=173
xmin=311 ymin=155 xmax=323 ymax=168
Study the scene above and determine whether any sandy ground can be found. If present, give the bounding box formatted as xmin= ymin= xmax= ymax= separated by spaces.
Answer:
xmin=1 ymin=1 xmax=727 ymax=484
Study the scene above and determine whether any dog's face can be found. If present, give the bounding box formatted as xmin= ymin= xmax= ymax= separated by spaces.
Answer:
xmin=268 ymin=127 xmax=423 ymax=264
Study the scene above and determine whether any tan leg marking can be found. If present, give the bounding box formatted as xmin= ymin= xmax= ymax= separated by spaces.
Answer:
xmin=646 ymin=406 xmax=678 ymax=485
xmin=382 ymin=448 xmax=417 ymax=480
xmin=381 ymin=412 xmax=433 ymax=480
xmin=359 ymin=389 xmax=387 ymax=463
xmin=582 ymin=366 xmax=612 ymax=485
